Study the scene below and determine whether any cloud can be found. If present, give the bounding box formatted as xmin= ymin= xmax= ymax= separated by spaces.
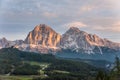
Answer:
xmin=63 ymin=21 xmax=87 ymax=28
xmin=80 ymin=5 xmax=95 ymax=12
xmin=92 ymin=21 xmax=120 ymax=32
xmin=42 ymin=12 xmax=57 ymax=18
xmin=108 ymin=21 xmax=120 ymax=32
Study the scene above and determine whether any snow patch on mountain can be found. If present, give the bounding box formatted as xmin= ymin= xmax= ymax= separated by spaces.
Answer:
xmin=0 ymin=24 xmax=120 ymax=54
xmin=60 ymin=27 xmax=120 ymax=54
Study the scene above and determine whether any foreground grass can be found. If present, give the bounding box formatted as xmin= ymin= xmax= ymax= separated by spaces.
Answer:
xmin=53 ymin=70 xmax=70 ymax=74
xmin=0 ymin=75 xmax=34 ymax=80
xmin=24 ymin=61 xmax=49 ymax=75
xmin=25 ymin=61 xmax=49 ymax=68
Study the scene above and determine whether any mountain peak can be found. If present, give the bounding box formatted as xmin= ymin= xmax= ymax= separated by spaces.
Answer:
xmin=25 ymin=24 xmax=61 ymax=48
xmin=65 ymin=27 xmax=87 ymax=35
xmin=34 ymin=24 xmax=54 ymax=32
xmin=69 ymin=27 xmax=80 ymax=31
xmin=70 ymin=26 xmax=79 ymax=30
xmin=65 ymin=27 xmax=80 ymax=35
xmin=35 ymin=24 xmax=50 ymax=29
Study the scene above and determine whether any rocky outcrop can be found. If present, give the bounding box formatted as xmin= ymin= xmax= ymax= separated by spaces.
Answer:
xmin=0 ymin=37 xmax=23 ymax=49
xmin=14 ymin=24 xmax=61 ymax=53
xmin=25 ymin=24 xmax=61 ymax=48
xmin=60 ymin=27 xmax=120 ymax=54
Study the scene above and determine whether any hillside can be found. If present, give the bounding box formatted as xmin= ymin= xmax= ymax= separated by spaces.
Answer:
xmin=0 ymin=47 xmax=102 ymax=80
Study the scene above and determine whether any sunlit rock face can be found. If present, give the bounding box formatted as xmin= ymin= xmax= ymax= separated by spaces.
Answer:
xmin=25 ymin=24 xmax=61 ymax=48
xmin=0 ymin=24 xmax=120 ymax=54
xmin=18 ymin=24 xmax=61 ymax=53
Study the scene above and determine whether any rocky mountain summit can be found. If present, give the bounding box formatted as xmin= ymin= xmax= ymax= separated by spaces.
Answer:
xmin=60 ymin=27 xmax=120 ymax=54
xmin=0 ymin=24 xmax=120 ymax=54
xmin=14 ymin=24 xmax=61 ymax=53
xmin=25 ymin=24 xmax=61 ymax=47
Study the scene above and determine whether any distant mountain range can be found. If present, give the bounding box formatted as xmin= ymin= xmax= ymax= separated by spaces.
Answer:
xmin=0 ymin=24 xmax=120 ymax=61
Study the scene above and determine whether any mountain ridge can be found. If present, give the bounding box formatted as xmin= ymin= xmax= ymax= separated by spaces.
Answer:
xmin=0 ymin=24 xmax=120 ymax=54
xmin=60 ymin=27 xmax=120 ymax=54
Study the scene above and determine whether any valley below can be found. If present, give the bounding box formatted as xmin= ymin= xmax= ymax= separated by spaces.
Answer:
xmin=0 ymin=47 xmax=119 ymax=80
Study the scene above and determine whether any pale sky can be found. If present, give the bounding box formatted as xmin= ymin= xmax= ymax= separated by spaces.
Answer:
xmin=0 ymin=0 xmax=120 ymax=42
